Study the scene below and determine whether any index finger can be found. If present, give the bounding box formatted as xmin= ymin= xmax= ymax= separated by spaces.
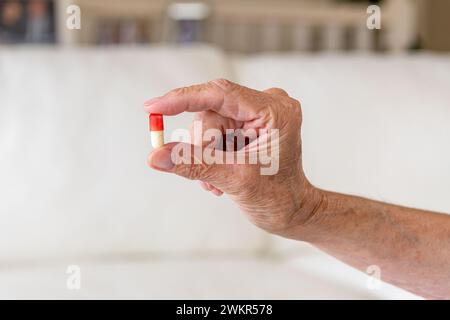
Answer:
xmin=143 ymin=79 xmax=264 ymax=122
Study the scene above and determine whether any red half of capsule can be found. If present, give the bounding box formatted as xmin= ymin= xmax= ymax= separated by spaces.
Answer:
xmin=149 ymin=113 xmax=164 ymax=131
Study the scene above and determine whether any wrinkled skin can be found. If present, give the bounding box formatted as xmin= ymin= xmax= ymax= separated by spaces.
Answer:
xmin=145 ymin=79 xmax=450 ymax=299
xmin=145 ymin=79 xmax=320 ymax=234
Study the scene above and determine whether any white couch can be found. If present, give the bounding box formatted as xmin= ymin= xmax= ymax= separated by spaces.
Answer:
xmin=1 ymin=45 xmax=449 ymax=299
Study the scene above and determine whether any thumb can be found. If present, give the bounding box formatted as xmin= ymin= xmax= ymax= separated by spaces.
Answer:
xmin=148 ymin=142 xmax=233 ymax=185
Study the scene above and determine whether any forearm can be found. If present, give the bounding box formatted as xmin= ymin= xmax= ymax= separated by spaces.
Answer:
xmin=288 ymin=187 xmax=450 ymax=299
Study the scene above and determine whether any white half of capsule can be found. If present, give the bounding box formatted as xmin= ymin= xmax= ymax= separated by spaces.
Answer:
xmin=151 ymin=130 xmax=164 ymax=148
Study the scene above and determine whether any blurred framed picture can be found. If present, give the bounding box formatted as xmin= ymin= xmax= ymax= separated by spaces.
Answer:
xmin=0 ymin=0 xmax=56 ymax=44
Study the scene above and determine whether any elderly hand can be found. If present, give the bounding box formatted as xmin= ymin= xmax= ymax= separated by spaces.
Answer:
xmin=144 ymin=79 xmax=322 ymax=235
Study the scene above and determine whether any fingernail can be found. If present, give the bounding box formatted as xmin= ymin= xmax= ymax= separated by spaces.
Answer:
xmin=150 ymin=148 xmax=174 ymax=171
xmin=144 ymin=97 xmax=162 ymax=106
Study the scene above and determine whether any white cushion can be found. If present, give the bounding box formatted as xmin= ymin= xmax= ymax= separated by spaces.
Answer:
xmin=0 ymin=257 xmax=419 ymax=299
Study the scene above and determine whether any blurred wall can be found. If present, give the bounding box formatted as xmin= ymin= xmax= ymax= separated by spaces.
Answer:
xmin=419 ymin=0 xmax=450 ymax=52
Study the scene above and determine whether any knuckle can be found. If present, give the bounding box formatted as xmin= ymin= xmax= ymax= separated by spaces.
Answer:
xmin=268 ymin=87 xmax=289 ymax=97
xmin=290 ymin=97 xmax=301 ymax=109
xmin=168 ymin=86 xmax=189 ymax=97
xmin=289 ymin=98 xmax=302 ymax=118
xmin=210 ymin=78 xmax=235 ymax=92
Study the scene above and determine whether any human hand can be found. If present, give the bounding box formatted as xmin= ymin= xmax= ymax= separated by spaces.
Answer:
xmin=144 ymin=79 xmax=322 ymax=236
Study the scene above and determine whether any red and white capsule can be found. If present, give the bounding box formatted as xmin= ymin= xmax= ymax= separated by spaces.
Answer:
xmin=149 ymin=113 xmax=164 ymax=148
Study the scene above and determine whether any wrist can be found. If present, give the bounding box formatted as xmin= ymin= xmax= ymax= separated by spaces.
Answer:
xmin=277 ymin=180 xmax=329 ymax=242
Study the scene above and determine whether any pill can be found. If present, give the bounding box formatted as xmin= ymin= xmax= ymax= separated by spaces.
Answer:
xmin=149 ymin=113 xmax=164 ymax=148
